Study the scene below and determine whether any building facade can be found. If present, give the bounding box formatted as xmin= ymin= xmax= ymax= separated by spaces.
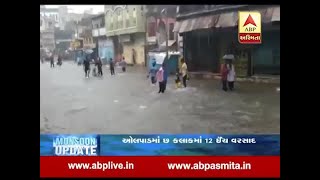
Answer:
xmin=40 ymin=6 xmax=69 ymax=30
xmin=104 ymin=5 xmax=147 ymax=65
xmin=174 ymin=5 xmax=280 ymax=76
xmin=58 ymin=6 xmax=68 ymax=30
xmin=40 ymin=16 xmax=56 ymax=50
xmin=145 ymin=5 xmax=179 ymax=52
xmin=40 ymin=7 xmax=59 ymax=29
xmin=92 ymin=14 xmax=108 ymax=62
xmin=78 ymin=16 xmax=95 ymax=57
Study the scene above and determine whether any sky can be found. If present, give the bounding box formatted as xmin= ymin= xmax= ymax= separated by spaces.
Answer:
xmin=45 ymin=5 xmax=104 ymax=14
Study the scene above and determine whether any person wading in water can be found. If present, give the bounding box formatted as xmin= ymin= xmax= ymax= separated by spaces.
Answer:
xmin=220 ymin=60 xmax=229 ymax=91
xmin=50 ymin=54 xmax=54 ymax=68
xmin=83 ymin=56 xmax=91 ymax=78
xmin=180 ymin=58 xmax=188 ymax=88
xmin=109 ymin=58 xmax=115 ymax=75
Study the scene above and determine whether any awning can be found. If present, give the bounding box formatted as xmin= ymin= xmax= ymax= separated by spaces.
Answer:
xmin=215 ymin=12 xmax=238 ymax=28
xmin=160 ymin=40 xmax=176 ymax=47
xmin=174 ymin=6 xmax=280 ymax=32
xmin=178 ymin=20 xmax=190 ymax=33
xmin=175 ymin=15 xmax=220 ymax=33
xmin=271 ymin=7 xmax=280 ymax=22
xmin=256 ymin=6 xmax=280 ymax=23
xmin=173 ymin=21 xmax=181 ymax=32
xmin=183 ymin=18 xmax=197 ymax=32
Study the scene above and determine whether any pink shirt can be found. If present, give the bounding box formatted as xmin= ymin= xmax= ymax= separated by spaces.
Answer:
xmin=156 ymin=68 xmax=164 ymax=82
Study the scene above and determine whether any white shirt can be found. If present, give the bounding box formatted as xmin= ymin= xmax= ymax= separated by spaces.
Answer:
xmin=181 ymin=63 xmax=188 ymax=76
xmin=227 ymin=65 xmax=236 ymax=82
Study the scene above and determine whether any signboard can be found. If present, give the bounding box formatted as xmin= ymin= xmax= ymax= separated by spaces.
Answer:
xmin=119 ymin=35 xmax=131 ymax=43
xmin=70 ymin=40 xmax=83 ymax=49
xmin=238 ymin=11 xmax=262 ymax=44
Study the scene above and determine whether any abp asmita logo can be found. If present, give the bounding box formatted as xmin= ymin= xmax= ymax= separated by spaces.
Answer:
xmin=238 ymin=12 xmax=262 ymax=44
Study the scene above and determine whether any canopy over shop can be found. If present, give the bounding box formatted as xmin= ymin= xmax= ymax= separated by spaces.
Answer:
xmin=173 ymin=6 xmax=280 ymax=76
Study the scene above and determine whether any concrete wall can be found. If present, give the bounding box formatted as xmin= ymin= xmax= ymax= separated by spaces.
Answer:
xmin=122 ymin=33 xmax=146 ymax=65
xmin=252 ymin=30 xmax=280 ymax=75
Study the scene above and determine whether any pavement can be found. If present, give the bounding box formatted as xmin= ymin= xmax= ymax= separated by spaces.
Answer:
xmin=40 ymin=61 xmax=280 ymax=134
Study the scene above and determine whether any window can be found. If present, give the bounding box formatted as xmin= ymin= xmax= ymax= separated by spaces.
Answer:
xmin=110 ymin=14 xmax=113 ymax=30
xmin=126 ymin=10 xmax=130 ymax=27
xmin=141 ymin=6 xmax=144 ymax=16
xmin=169 ymin=23 xmax=174 ymax=40
xmin=118 ymin=10 xmax=123 ymax=29
xmin=132 ymin=8 xmax=136 ymax=25
xmin=148 ymin=22 xmax=156 ymax=37
xmin=106 ymin=12 xmax=109 ymax=30
xmin=100 ymin=18 xmax=105 ymax=27
xmin=113 ymin=13 xmax=118 ymax=29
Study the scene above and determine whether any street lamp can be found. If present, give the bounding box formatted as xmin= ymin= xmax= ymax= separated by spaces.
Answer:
xmin=161 ymin=8 xmax=169 ymax=63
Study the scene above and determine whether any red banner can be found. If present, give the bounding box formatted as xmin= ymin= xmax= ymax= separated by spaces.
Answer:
xmin=40 ymin=156 xmax=280 ymax=178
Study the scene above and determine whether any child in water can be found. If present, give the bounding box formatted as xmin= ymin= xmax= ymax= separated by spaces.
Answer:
xmin=175 ymin=68 xmax=182 ymax=88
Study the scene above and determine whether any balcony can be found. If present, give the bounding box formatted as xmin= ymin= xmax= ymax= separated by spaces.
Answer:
xmin=92 ymin=29 xmax=99 ymax=37
xmin=99 ymin=28 xmax=106 ymax=36
xmin=92 ymin=28 xmax=106 ymax=37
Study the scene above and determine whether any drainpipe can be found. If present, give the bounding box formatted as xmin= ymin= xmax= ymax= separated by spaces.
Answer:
xmin=161 ymin=8 xmax=169 ymax=63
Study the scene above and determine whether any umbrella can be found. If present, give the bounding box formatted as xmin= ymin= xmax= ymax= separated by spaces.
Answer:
xmin=84 ymin=49 xmax=94 ymax=54
xmin=223 ymin=54 xmax=235 ymax=60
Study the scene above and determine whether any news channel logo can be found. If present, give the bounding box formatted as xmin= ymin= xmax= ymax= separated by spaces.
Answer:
xmin=52 ymin=135 xmax=99 ymax=156
xmin=238 ymin=11 xmax=262 ymax=44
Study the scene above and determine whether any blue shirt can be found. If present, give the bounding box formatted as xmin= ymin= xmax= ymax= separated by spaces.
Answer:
xmin=149 ymin=67 xmax=157 ymax=77
xmin=162 ymin=63 xmax=169 ymax=81
xmin=163 ymin=68 xmax=168 ymax=81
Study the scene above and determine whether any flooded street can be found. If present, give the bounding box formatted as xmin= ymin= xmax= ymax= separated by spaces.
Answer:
xmin=40 ymin=62 xmax=280 ymax=134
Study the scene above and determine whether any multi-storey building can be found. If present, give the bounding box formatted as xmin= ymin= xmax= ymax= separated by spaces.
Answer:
xmin=40 ymin=16 xmax=56 ymax=51
xmin=145 ymin=5 xmax=178 ymax=52
xmin=40 ymin=6 xmax=60 ymax=29
xmin=92 ymin=14 xmax=108 ymax=62
xmin=104 ymin=5 xmax=147 ymax=65
xmin=77 ymin=16 xmax=95 ymax=54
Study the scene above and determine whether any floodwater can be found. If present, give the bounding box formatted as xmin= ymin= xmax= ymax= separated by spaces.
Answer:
xmin=40 ymin=62 xmax=280 ymax=134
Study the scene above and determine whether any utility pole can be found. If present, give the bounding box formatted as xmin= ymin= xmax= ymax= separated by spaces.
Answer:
xmin=77 ymin=21 xmax=79 ymax=39
xmin=144 ymin=5 xmax=148 ymax=67
xmin=166 ymin=11 xmax=169 ymax=62
xmin=161 ymin=8 xmax=169 ymax=63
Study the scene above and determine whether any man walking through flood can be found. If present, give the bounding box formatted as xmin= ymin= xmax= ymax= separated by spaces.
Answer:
xmin=180 ymin=58 xmax=188 ymax=88
xmin=109 ymin=58 xmax=115 ymax=75
xmin=83 ymin=56 xmax=91 ymax=78
xmin=120 ymin=57 xmax=127 ymax=72
xmin=96 ymin=57 xmax=103 ymax=77
xmin=50 ymin=54 xmax=54 ymax=68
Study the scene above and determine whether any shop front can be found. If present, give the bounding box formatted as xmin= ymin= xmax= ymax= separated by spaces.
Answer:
xmin=174 ymin=6 xmax=280 ymax=76
xmin=98 ymin=39 xmax=114 ymax=64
